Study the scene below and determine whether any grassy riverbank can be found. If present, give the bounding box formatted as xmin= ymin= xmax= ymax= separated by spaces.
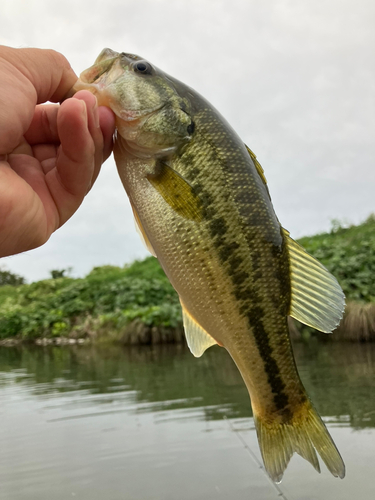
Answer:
xmin=0 ymin=258 xmax=182 ymax=345
xmin=1 ymin=215 xmax=375 ymax=345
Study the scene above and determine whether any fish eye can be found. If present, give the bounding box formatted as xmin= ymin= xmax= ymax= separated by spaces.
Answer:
xmin=134 ymin=61 xmax=153 ymax=75
xmin=187 ymin=121 xmax=195 ymax=135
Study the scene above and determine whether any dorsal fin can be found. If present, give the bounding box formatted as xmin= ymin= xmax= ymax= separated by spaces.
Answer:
xmin=284 ymin=229 xmax=345 ymax=333
xmin=245 ymin=145 xmax=271 ymax=200
xmin=180 ymin=300 xmax=218 ymax=357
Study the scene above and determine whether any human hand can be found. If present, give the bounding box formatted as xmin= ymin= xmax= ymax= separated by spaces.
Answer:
xmin=0 ymin=46 xmax=116 ymax=258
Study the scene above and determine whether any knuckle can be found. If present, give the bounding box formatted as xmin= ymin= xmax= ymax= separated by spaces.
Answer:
xmin=46 ymin=49 xmax=71 ymax=71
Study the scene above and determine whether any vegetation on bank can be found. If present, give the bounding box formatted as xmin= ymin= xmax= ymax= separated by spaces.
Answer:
xmin=1 ymin=215 xmax=375 ymax=344
xmin=298 ymin=215 xmax=375 ymax=303
xmin=0 ymin=258 xmax=182 ymax=344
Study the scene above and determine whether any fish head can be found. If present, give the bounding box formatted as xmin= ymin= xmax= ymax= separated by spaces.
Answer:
xmin=74 ymin=49 xmax=194 ymax=158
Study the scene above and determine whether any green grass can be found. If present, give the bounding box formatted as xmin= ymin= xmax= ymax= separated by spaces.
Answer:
xmin=1 ymin=215 xmax=375 ymax=342
xmin=0 ymin=257 xmax=180 ymax=340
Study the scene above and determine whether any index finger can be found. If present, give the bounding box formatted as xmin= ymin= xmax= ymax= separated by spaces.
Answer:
xmin=0 ymin=46 xmax=78 ymax=103
xmin=0 ymin=46 xmax=78 ymax=153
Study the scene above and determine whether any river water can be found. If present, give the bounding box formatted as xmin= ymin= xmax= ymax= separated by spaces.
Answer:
xmin=0 ymin=341 xmax=374 ymax=500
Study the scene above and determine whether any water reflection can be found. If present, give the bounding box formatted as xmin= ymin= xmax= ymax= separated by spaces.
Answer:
xmin=1 ymin=341 xmax=375 ymax=427
xmin=1 ymin=341 xmax=375 ymax=500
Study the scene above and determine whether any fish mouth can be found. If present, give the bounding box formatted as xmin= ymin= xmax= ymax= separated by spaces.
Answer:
xmin=78 ymin=48 xmax=120 ymax=88
xmin=73 ymin=55 xmax=164 ymax=122
xmin=73 ymin=56 xmax=120 ymax=98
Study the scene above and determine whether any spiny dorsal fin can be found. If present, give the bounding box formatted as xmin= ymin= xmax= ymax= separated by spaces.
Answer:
xmin=147 ymin=161 xmax=202 ymax=221
xmin=131 ymin=203 xmax=157 ymax=257
xmin=245 ymin=145 xmax=271 ymax=200
xmin=284 ymin=229 xmax=345 ymax=333
xmin=180 ymin=300 xmax=217 ymax=357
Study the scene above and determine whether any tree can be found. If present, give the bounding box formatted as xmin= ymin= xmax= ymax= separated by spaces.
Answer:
xmin=0 ymin=269 xmax=25 ymax=286
xmin=50 ymin=267 xmax=72 ymax=279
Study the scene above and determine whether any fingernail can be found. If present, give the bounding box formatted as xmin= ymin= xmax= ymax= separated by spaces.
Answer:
xmin=93 ymin=103 xmax=100 ymax=128
xmin=80 ymin=100 xmax=87 ymax=120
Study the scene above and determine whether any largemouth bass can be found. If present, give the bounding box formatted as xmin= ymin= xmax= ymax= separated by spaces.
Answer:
xmin=74 ymin=49 xmax=345 ymax=482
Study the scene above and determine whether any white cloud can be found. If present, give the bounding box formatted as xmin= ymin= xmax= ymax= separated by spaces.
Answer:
xmin=0 ymin=0 xmax=374 ymax=280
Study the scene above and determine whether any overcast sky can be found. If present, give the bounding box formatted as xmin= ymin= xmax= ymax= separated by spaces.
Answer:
xmin=1 ymin=0 xmax=374 ymax=282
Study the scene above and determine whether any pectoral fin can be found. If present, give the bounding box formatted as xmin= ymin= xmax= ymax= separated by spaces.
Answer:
xmin=180 ymin=300 xmax=218 ymax=357
xmin=284 ymin=229 xmax=345 ymax=333
xmin=131 ymin=203 xmax=157 ymax=257
xmin=147 ymin=161 xmax=202 ymax=221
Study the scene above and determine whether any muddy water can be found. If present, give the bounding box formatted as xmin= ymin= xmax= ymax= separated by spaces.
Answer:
xmin=0 ymin=341 xmax=374 ymax=500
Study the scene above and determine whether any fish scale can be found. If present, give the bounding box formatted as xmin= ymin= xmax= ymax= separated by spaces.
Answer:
xmin=73 ymin=48 xmax=345 ymax=483
xmin=175 ymin=106 xmax=296 ymax=413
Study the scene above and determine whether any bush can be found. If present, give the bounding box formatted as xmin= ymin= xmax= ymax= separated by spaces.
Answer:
xmin=0 ymin=257 xmax=179 ymax=340
xmin=0 ymin=269 xmax=25 ymax=287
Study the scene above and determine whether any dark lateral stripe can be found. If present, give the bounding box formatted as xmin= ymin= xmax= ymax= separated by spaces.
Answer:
xmin=187 ymin=173 xmax=290 ymax=412
xmin=213 ymin=243 xmax=290 ymax=410
xmin=213 ymin=244 xmax=290 ymax=410
xmin=248 ymin=307 xmax=289 ymax=411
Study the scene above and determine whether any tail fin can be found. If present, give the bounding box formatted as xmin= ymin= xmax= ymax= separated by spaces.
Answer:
xmin=253 ymin=401 xmax=345 ymax=483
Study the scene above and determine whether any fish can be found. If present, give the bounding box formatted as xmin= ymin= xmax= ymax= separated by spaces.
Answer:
xmin=73 ymin=48 xmax=345 ymax=483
